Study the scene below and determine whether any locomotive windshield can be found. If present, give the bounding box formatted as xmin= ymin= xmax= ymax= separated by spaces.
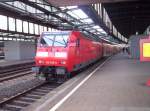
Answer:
xmin=39 ymin=32 xmax=69 ymax=47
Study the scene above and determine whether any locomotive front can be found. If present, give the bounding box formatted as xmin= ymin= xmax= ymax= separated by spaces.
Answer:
xmin=34 ymin=32 xmax=70 ymax=81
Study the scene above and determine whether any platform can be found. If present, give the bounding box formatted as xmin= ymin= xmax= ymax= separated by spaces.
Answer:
xmin=26 ymin=53 xmax=150 ymax=111
xmin=0 ymin=59 xmax=34 ymax=68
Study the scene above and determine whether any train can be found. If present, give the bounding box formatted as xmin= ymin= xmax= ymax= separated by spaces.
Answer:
xmin=34 ymin=31 xmax=122 ymax=81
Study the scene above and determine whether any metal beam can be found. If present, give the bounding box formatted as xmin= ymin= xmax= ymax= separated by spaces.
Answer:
xmin=47 ymin=0 xmax=137 ymax=6
xmin=111 ymin=16 xmax=150 ymax=21
xmin=79 ymin=5 xmax=122 ymax=41
xmin=0 ymin=0 xmax=121 ymax=43
xmin=18 ymin=0 xmax=75 ymax=26
xmin=0 ymin=2 xmax=59 ymax=29
xmin=109 ymin=11 xmax=150 ymax=18
xmin=0 ymin=0 xmax=15 ymax=2
xmin=0 ymin=29 xmax=39 ymax=37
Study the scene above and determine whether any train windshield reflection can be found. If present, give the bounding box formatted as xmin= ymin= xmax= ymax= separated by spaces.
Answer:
xmin=40 ymin=33 xmax=69 ymax=47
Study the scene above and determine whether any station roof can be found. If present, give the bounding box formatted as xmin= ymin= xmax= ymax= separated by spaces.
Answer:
xmin=103 ymin=1 xmax=150 ymax=38
xmin=47 ymin=0 xmax=135 ymax=6
xmin=47 ymin=0 xmax=150 ymax=38
xmin=0 ymin=0 xmax=113 ymax=42
xmin=0 ymin=0 xmax=137 ymax=43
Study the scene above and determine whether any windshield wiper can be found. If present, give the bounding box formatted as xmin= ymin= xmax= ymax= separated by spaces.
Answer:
xmin=62 ymin=37 xmax=67 ymax=47
xmin=44 ymin=36 xmax=55 ymax=46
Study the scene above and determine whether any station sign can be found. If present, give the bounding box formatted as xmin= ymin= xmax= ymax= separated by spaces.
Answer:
xmin=140 ymin=36 xmax=150 ymax=61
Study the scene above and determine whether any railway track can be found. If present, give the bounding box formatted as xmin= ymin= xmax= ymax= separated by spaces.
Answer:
xmin=0 ymin=63 xmax=34 ymax=82
xmin=0 ymin=58 xmax=107 ymax=110
xmin=0 ymin=82 xmax=61 ymax=111
xmin=0 ymin=70 xmax=34 ymax=82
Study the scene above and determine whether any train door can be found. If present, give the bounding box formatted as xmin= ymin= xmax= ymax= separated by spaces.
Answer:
xmin=72 ymin=37 xmax=81 ymax=71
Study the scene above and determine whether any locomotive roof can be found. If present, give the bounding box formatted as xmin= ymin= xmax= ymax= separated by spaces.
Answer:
xmin=41 ymin=31 xmax=120 ymax=45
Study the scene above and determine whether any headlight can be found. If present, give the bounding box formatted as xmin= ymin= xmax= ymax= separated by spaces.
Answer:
xmin=60 ymin=61 xmax=66 ymax=64
xmin=36 ymin=52 xmax=48 ymax=57
xmin=54 ymin=52 xmax=67 ymax=58
xmin=38 ymin=60 xmax=44 ymax=64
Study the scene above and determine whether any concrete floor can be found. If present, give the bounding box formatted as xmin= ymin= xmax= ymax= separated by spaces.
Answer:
xmin=0 ymin=59 xmax=34 ymax=67
xmin=56 ymin=53 xmax=150 ymax=111
xmin=26 ymin=53 xmax=150 ymax=111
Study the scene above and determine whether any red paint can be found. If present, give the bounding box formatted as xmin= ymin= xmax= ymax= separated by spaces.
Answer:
xmin=35 ymin=31 xmax=121 ymax=73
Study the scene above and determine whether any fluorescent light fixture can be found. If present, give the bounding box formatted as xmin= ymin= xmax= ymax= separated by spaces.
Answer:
xmin=66 ymin=6 xmax=78 ymax=9
xmin=81 ymin=18 xmax=93 ymax=23
xmin=68 ymin=9 xmax=88 ymax=19
xmin=97 ymin=28 xmax=104 ymax=32
xmin=90 ymin=30 xmax=96 ymax=33
xmin=67 ymin=11 xmax=79 ymax=19
xmin=93 ymin=25 xmax=100 ymax=29
xmin=72 ymin=9 xmax=88 ymax=18
xmin=60 ymin=7 xmax=66 ymax=10
xmin=101 ymin=31 xmax=107 ymax=34
xmin=85 ymin=27 xmax=91 ymax=30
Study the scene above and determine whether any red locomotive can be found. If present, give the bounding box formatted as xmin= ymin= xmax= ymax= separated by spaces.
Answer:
xmin=34 ymin=31 xmax=121 ymax=81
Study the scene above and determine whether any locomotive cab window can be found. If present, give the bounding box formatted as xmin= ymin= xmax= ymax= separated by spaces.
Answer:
xmin=54 ymin=35 xmax=68 ymax=47
xmin=40 ymin=32 xmax=69 ymax=47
